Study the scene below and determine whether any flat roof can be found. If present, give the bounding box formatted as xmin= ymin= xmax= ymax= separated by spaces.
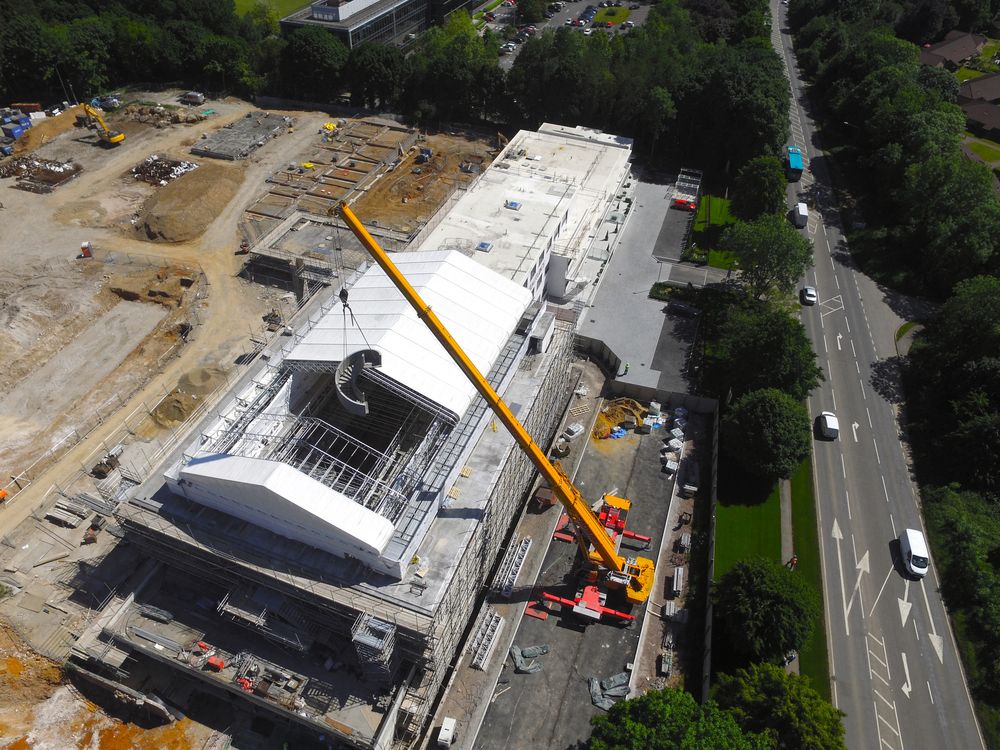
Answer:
xmin=416 ymin=125 xmax=632 ymax=294
xmin=288 ymin=250 xmax=532 ymax=420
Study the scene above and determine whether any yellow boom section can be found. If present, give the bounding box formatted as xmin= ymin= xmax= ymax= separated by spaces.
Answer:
xmin=338 ymin=202 xmax=654 ymax=602
xmin=83 ymin=104 xmax=125 ymax=144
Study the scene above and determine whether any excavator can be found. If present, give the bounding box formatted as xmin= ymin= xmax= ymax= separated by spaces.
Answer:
xmin=337 ymin=202 xmax=655 ymax=623
xmin=82 ymin=103 xmax=125 ymax=146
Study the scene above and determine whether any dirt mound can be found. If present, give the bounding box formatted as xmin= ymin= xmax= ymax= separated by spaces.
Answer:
xmin=178 ymin=366 xmax=226 ymax=396
xmin=151 ymin=366 xmax=227 ymax=428
xmin=593 ymin=398 xmax=647 ymax=439
xmin=133 ymin=161 xmax=244 ymax=243
xmin=107 ymin=265 xmax=193 ymax=309
xmin=12 ymin=106 xmax=84 ymax=155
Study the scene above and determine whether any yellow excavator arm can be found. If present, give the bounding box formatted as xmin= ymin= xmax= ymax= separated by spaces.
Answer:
xmin=83 ymin=103 xmax=125 ymax=145
xmin=337 ymin=201 xmax=654 ymax=602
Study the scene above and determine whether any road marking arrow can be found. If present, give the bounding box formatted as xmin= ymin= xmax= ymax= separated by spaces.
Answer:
xmin=852 ymin=421 xmax=859 ymax=442
xmin=901 ymin=652 xmax=912 ymax=699
xmin=836 ymin=333 xmax=843 ymax=351
xmin=846 ymin=550 xmax=870 ymax=619
xmin=920 ymin=581 xmax=945 ymax=663
xmin=832 ymin=519 xmax=849 ymax=636
xmin=898 ymin=578 xmax=912 ymax=628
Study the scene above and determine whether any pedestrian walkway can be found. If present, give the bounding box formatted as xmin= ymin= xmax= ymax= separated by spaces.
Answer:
xmin=779 ymin=478 xmax=800 ymax=675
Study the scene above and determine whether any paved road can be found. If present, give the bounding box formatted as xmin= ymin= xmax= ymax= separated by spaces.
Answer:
xmin=770 ymin=3 xmax=986 ymax=749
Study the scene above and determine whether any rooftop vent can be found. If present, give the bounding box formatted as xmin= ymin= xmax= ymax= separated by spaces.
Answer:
xmin=504 ymin=200 xmax=522 ymax=211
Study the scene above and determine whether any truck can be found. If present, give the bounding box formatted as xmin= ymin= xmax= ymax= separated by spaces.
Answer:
xmin=793 ymin=202 xmax=809 ymax=228
xmin=786 ymin=146 xmax=804 ymax=181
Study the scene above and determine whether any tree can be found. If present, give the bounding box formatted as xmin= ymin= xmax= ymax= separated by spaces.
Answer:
xmin=714 ymin=664 xmax=846 ymax=750
xmin=347 ymin=43 xmax=406 ymax=108
xmin=720 ymin=216 xmax=813 ymax=299
xmin=731 ymin=156 xmax=787 ymax=220
xmin=281 ymin=26 xmax=349 ymax=101
xmin=713 ymin=557 xmax=820 ymax=665
xmin=709 ymin=301 xmax=823 ymax=400
xmin=722 ymin=389 xmax=811 ymax=479
xmin=518 ymin=0 xmax=546 ymax=23
xmin=588 ymin=687 xmax=774 ymax=750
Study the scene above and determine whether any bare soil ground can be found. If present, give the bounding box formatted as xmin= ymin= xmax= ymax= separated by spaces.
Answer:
xmin=0 ymin=93 xmax=332 ymax=745
xmin=0 ymin=618 xmax=206 ymax=749
xmin=352 ymin=132 xmax=494 ymax=234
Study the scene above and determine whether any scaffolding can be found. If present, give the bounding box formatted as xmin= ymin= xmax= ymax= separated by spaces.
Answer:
xmin=352 ymin=613 xmax=396 ymax=679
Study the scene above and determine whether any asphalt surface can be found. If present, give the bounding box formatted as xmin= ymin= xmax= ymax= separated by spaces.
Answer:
xmin=488 ymin=0 xmax=654 ymax=70
xmin=771 ymin=2 xmax=986 ymax=749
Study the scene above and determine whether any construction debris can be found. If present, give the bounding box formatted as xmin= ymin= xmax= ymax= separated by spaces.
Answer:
xmin=121 ymin=104 xmax=207 ymax=128
xmin=0 ymin=155 xmax=82 ymax=193
xmin=130 ymin=154 xmax=199 ymax=186
xmin=192 ymin=112 xmax=288 ymax=161
xmin=588 ymin=671 xmax=631 ymax=710
xmin=509 ymin=643 xmax=549 ymax=673
xmin=592 ymin=398 xmax=647 ymax=439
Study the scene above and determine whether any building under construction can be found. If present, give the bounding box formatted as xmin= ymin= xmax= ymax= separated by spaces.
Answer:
xmin=70 ymin=125 xmax=633 ymax=748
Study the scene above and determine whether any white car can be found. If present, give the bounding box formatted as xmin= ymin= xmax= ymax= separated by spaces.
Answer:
xmin=817 ymin=412 xmax=839 ymax=440
xmin=583 ymin=28 xmax=594 ymax=35
xmin=800 ymin=286 xmax=817 ymax=305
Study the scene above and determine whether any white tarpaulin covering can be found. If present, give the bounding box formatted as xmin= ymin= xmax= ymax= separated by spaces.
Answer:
xmin=178 ymin=455 xmax=395 ymax=559
xmin=288 ymin=250 xmax=532 ymax=420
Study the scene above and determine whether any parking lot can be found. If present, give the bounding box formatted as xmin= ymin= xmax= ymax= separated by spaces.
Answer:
xmin=489 ymin=0 xmax=655 ymax=70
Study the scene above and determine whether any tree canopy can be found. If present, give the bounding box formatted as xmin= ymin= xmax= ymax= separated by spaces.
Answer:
xmin=713 ymin=557 xmax=820 ymax=665
xmin=588 ymin=687 xmax=774 ymax=750
xmin=714 ymin=664 xmax=847 ymax=750
xmin=722 ymin=389 xmax=812 ymax=480
xmin=721 ymin=216 xmax=813 ymax=299
xmin=731 ymin=156 xmax=787 ymax=221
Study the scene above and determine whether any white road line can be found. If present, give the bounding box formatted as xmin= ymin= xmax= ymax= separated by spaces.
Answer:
xmin=873 ymin=700 xmax=886 ymax=750
xmin=914 ymin=620 xmax=920 ymax=641
xmin=871 ymin=668 xmax=891 ymax=687
xmin=856 ymin=361 xmax=861 ymax=374
xmin=845 ymin=316 xmax=851 ymax=333
xmin=874 ymin=688 xmax=894 ymax=709
xmin=860 ymin=379 xmax=867 ymax=400
xmin=830 ymin=256 xmax=835 ymax=271
xmin=874 ymin=441 xmax=881 ymax=465
xmin=835 ymin=274 xmax=841 ymax=289
xmin=927 ymin=681 xmax=934 ymax=704
xmin=832 ymin=390 xmax=837 ymax=410
xmin=823 ymin=334 xmax=828 ymax=353
xmin=869 ymin=649 xmax=889 ymax=671
xmin=870 ymin=566 xmax=894 ymax=617
xmin=825 ymin=237 xmax=831 ymax=251
xmin=840 ymin=453 xmax=846 ymax=479
xmin=867 ymin=407 xmax=873 ymax=428
xmin=882 ymin=475 xmax=890 ymax=502
xmin=890 ymin=513 xmax=897 ymax=537
xmin=845 ymin=489 xmax=852 ymax=520
xmin=851 ymin=339 xmax=857 ymax=357
xmin=879 ymin=712 xmax=901 ymax=737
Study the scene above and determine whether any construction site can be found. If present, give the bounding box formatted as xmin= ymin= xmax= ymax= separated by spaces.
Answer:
xmin=0 ymin=94 xmax=715 ymax=750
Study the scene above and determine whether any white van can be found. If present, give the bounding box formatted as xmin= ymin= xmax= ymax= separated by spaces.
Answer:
xmin=437 ymin=717 xmax=457 ymax=748
xmin=900 ymin=528 xmax=929 ymax=578
xmin=793 ymin=202 xmax=809 ymax=228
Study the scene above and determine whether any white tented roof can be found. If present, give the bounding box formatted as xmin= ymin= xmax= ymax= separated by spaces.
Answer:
xmin=288 ymin=250 xmax=532 ymax=420
xmin=180 ymin=455 xmax=395 ymax=557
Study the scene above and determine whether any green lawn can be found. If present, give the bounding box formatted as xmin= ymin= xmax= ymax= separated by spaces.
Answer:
xmin=979 ymin=38 xmax=1000 ymax=71
xmin=714 ymin=477 xmax=782 ymax=579
xmin=690 ymin=195 xmax=737 ymax=266
xmin=235 ymin=0 xmax=310 ymax=15
xmin=789 ymin=456 xmax=831 ymax=701
xmin=967 ymin=139 xmax=1000 ymax=163
xmin=594 ymin=7 xmax=631 ymax=23
xmin=956 ymin=67 xmax=986 ymax=81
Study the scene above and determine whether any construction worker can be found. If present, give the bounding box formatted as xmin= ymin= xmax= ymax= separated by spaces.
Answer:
xmin=787 ymin=554 xmax=798 ymax=570
xmin=623 ymin=362 xmax=630 ymax=376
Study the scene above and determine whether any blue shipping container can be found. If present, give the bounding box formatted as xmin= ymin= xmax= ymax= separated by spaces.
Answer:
xmin=1 ymin=145 xmax=13 ymax=156
xmin=17 ymin=117 xmax=31 ymax=128
xmin=2 ymin=125 xmax=24 ymax=139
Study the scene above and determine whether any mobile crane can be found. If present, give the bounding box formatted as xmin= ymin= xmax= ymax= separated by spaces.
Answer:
xmin=82 ymin=103 xmax=125 ymax=146
xmin=337 ymin=202 xmax=655 ymax=621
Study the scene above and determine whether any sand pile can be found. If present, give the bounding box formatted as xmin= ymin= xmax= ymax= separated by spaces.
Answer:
xmin=12 ymin=106 xmax=85 ymax=155
xmin=133 ymin=161 xmax=244 ymax=242
xmin=593 ymin=398 xmax=646 ymax=439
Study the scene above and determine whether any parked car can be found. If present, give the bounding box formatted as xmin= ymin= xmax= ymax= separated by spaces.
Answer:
xmin=565 ymin=17 xmax=574 ymax=23
xmin=621 ymin=20 xmax=634 ymax=28
xmin=583 ymin=27 xmax=594 ymax=35
xmin=800 ymin=286 xmax=818 ymax=305
xmin=629 ymin=2 xmax=640 ymax=7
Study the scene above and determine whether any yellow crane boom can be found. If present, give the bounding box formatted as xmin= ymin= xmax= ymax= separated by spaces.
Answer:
xmin=82 ymin=103 xmax=125 ymax=145
xmin=338 ymin=201 xmax=654 ymax=603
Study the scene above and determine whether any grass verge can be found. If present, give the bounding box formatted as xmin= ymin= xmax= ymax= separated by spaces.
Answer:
xmin=235 ymin=0 xmax=310 ymax=15
xmin=707 ymin=248 xmax=738 ymax=270
xmin=967 ymin=139 xmax=1000 ymax=163
xmin=594 ymin=7 xmax=630 ymax=23
xmin=714 ymin=474 xmax=781 ymax=579
xmin=894 ymin=321 xmax=915 ymax=342
xmin=689 ymin=195 xmax=737 ymax=265
xmin=789 ymin=455 xmax=831 ymax=701
xmin=956 ymin=67 xmax=986 ymax=81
